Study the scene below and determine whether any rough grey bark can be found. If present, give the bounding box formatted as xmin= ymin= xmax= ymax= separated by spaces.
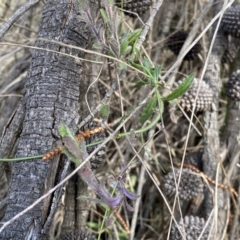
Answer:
xmin=60 ymin=164 xmax=78 ymax=234
xmin=0 ymin=0 xmax=92 ymax=239
xmin=223 ymin=101 xmax=240 ymax=239
xmin=0 ymin=53 xmax=31 ymax=134
xmin=202 ymin=1 xmax=228 ymax=238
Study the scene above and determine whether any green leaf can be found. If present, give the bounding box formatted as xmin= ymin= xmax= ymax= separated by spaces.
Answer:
xmin=153 ymin=66 xmax=162 ymax=83
xmin=58 ymin=124 xmax=81 ymax=165
xmin=157 ymin=96 xmax=164 ymax=117
xmin=100 ymin=9 xmax=110 ymax=27
xmin=120 ymin=38 xmax=129 ymax=55
xmin=59 ymin=123 xmax=75 ymax=139
xmin=143 ymin=57 xmax=153 ymax=70
xmin=128 ymin=29 xmax=142 ymax=43
xmin=133 ymin=78 xmax=149 ymax=88
xmin=163 ymin=73 xmax=194 ymax=101
xmin=140 ymin=94 xmax=157 ymax=124
xmin=132 ymin=47 xmax=140 ymax=60
xmin=119 ymin=62 xmax=128 ymax=69
xmin=99 ymin=104 xmax=110 ymax=119
xmin=123 ymin=46 xmax=132 ymax=56
xmin=87 ymin=221 xmax=102 ymax=229
xmin=142 ymin=57 xmax=153 ymax=77
xmin=131 ymin=61 xmax=148 ymax=73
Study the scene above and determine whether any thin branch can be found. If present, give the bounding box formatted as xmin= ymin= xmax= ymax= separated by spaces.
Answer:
xmin=0 ymin=0 xmax=41 ymax=40
xmin=135 ymin=0 xmax=164 ymax=51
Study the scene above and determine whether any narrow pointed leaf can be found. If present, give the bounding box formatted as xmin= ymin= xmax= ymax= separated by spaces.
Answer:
xmin=125 ymin=200 xmax=134 ymax=212
xmin=100 ymin=9 xmax=109 ymax=26
xmin=99 ymin=104 xmax=110 ymax=119
xmin=140 ymin=94 xmax=157 ymax=124
xmin=153 ymin=66 xmax=162 ymax=83
xmin=123 ymin=46 xmax=132 ymax=56
xmin=123 ymin=188 xmax=140 ymax=200
xmin=103 ymin=195 xmax=123 ymax=207
xmin=127 ymin=29 xmax=142 ymax=43
xmin=107 ymin=178 xmax=118 ymax=189
xmin=163 ymin=73 xmax=194 ymax=101
xmin=133 ymin=78 xmax=149 ymax=88
xmin=131 ymin=61 xmax=148 ymax=73
xmin=80 ymin=167 xmax=99 ymax=192
xmin=143 ymin=57 xmax=153 ymax=71
xmin=62 ymin=136 xmax=82 ymax=163
xmin=120 ymin=38 xmax=129 ymax=55
xmin=59 ymin=124 xmax=81 ymax=165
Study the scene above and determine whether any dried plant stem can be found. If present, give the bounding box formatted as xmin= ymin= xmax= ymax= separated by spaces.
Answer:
xmin=0 ymin=0 xmax=41 ymax=40
xmin=135 ymin=0 xmax=164 ymax=51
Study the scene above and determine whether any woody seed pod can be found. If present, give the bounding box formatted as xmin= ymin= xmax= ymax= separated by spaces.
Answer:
xmin=163 ymin=168 xmax=204 ymax=201
xmin=222 ymin=5 xmax=240 ymax=38
xmin=166 ymin=30 xmax=202 ymax=61
xmin=221 ymin=44 xmax=237 ymax=64
xmin=61 ymin=230 xmax=96 ymax=240
xmin=115 ymin=0 xmax=152 ymax=18
xmin=170 ymin=216 xmax=210 ymax=240
xmin=177 ymin=78 xmax=213 ymax=112
xmin=227 ymin=70 xmax=240 ymax=101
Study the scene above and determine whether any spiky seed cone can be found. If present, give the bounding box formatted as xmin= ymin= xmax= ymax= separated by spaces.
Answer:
xmin=163 ymin=168 xmax=204 ymax=201
xmin=115 ymin=0 xmax=152 ymax=18
xmin=81 ymin=122 xmax=106 ymax=169
xmin=170 ymin=216 xmax=210 ymax=240
xmin=222 ymin=5 xmax=240 ymax=38
xmin=177 ymin=78 xmax=213 ymax=112
xmin=221 ymin=44 xmax=237 ymax=64
xmin=185 ymin=151 xmax=203 ymax=171
xmin=166 ymin=30 xmax=202 ymax=61
xmin=61 ymin=230 xmax=96 ymax=240
xmin=227 ymin=70 xmax=240 ymax=101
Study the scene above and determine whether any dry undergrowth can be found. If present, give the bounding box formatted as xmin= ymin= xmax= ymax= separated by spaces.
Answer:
xmin=0 ymin=1 xmax=240 ymax=240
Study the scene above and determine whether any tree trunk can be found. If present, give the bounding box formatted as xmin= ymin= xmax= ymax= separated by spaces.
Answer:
xmin=202 ymin=1 xmax=228 ymax=238
xmin=0 ymin=0 xmax=92 ymax=238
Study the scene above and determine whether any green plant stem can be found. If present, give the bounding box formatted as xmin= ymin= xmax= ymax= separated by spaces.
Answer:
xmin=0 ymin=155 xmax=43 ymax=161
xmin=98 ymin=181 xmax=119 ymax=240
